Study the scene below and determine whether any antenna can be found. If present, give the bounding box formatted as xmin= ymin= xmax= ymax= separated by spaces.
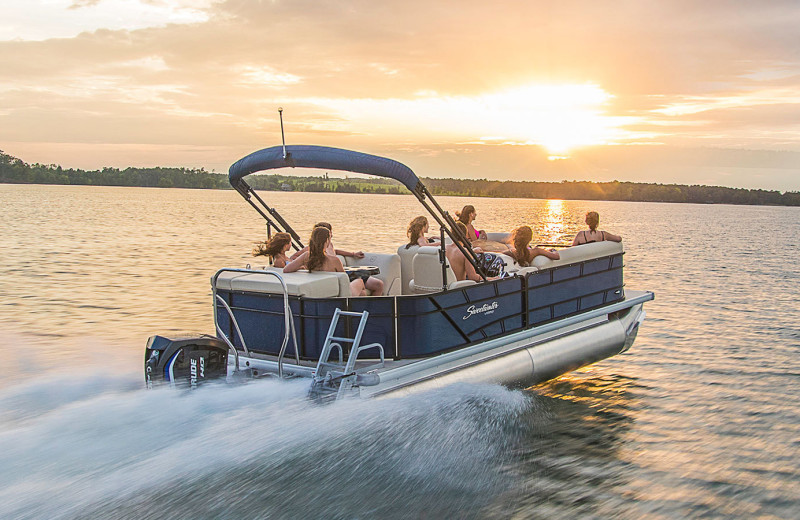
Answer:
xmin=278 ymin=107 xmax=287 ymax=159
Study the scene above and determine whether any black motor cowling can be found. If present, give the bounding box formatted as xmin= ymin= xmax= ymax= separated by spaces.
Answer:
xmin=145 ymin=335 xmax=229 ymax=389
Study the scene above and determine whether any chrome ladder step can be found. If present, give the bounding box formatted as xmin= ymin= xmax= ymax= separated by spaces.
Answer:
xmin=309 ymin=308 xmax=384 ymax=400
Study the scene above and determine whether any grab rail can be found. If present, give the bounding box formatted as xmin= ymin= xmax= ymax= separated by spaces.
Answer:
xmin=211 ymin=268 xmax=300 ymax=377
xmin=214 ymin=294 xmax=247 ymax=371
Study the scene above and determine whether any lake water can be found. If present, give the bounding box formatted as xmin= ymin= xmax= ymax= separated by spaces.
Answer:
xmin=1 ymin=184 xmax=799 ymax=519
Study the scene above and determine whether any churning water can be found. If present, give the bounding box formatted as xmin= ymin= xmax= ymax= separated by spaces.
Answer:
xmin=0 ymin=369 xmax=529 ymax=519
xmin=1 ymin=185 xmax=799 ymax=518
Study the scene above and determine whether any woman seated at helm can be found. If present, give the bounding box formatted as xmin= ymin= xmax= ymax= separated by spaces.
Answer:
xmin=508 ymin=226 xmax=560 ymax=267
xmin=406 ymin=216 xmax=441 ymax=248
xmin=252 ymin=232 xmax=292 ymax=268
xmin=572 ymin=211 xmax=622 ymax=246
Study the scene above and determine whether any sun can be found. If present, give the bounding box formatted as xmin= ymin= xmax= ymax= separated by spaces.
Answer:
xmin=307 ymin=82 xmax=627 ymax=157
xmin=478 ymin=84 xmax=620 ymax=155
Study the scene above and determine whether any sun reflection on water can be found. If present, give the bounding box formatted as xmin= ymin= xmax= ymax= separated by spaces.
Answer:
xmin=541 ymin=199 xmax=568 ymax=244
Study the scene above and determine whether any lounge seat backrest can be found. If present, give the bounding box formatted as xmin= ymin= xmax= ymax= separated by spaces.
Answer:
xmin=443 ymin=231 xmax=511 ymax=245
xmin=492 ymin=252 xmax=518 ymax=273
xmin=397 ymin=244 xmax=420 ymax=295
xmin=409 ymin=246 xmax=460 ymax=294
xmin=214 ymin=268 xmax=351 ymax=298
xmin=485 ymin=232 xmax=511 ymax=242
xmin=533 ymin=241 xmax=623 ymax=269
xmin=341 ymin=252 xmax=401 ymax=295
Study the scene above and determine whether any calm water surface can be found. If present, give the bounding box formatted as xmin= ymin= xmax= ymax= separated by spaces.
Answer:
xmin=1 ymin=184 xmax=799 ymax=519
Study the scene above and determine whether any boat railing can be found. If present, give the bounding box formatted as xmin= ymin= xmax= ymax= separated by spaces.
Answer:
xmin=211 ymin=267 xmax=300 ymax=377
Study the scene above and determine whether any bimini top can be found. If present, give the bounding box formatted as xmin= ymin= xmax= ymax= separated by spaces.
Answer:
xmin=229 ymin=145 xmax=421 ymax=193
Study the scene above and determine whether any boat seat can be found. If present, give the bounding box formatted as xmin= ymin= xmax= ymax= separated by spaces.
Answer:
xmin=340 ymin=252 xmax=401 ymax=296
xmin=397 ymin=244 xmax=420 ymax=295
xmin=408 ymin=246 xmax=477 ymax=294
xmin=533 ymin=241 xmax=624 ymax=269
xmin=214 ymin=269 xmax=351 ymax=298
xmin=419 ymin=241 xmax=520 ymax=274
xmin=443 ymin=231 xmax=511 ymax=246
xmin=489 ymin=252 xmax=518 ymax=273
xmin=485 ymin=232 xmax=511 ymax=242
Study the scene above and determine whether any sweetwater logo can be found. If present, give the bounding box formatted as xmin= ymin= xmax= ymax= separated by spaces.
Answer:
xmin=462 ymin=301 xmax=499 ymax=320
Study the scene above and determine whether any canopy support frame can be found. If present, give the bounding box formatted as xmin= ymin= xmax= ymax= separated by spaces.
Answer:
xmin=233 ymin=179 xmax=305 ymax=251
xmin=228 ymin=145 xmax=486 ymax=278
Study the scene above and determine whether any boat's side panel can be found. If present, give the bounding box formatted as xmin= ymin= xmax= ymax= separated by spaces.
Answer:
xmin=216 ymin=291 xmax=396 ymax=359
xmin=527 ymin=253 xmax=623 ymax=325
xmin=215 ymin=252 xmax=627 ymax=361
xmin=397 ymin=277 xmax=525 ymax=357
xmin=216 ymin=291 xmax=303 ymax=354
xmin=337 ymin=296 xmax=397 ymax=358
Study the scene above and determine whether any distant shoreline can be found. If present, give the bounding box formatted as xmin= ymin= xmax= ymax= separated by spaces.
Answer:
xmin=2 ymin=151 xmax=799 ymax=207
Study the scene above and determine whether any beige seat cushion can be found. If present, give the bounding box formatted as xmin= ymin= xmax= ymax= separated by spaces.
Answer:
xmin=409 ymin=246 xmax=454 ymax=293
xmin=485 ymin=232 xmax=511 ymax=243
xmin=533 ymin=241 xmax=623 ymax=269
xmin=397 ymin=244 xmax=420 ymax=295
xmin=215 ymin=269 xmax=350 ymax=298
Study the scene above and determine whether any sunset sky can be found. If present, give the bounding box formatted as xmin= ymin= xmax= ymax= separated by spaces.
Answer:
xmin=2 ymin=0 xmax=800 ymax=190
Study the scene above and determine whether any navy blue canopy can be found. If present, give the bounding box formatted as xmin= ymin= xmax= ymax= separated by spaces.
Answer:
xmin=229 ymin=145 xmax=421 ymax=192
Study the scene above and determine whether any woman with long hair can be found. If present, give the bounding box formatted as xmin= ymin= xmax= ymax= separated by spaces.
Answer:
xmin=455 ymin=205 xmax=485 ymax=242
xmin=508 ymin=225 xmax=559 ymax=267
xmin=571 ymin=211 xmax=622 ymax=246
xmin=406 ymin=216 xmax=440 ymax=248
xmin=283 ymin=226 xmax=380 ymax=296
xmin=252 ymin=232 xmax=292 ymax=268
xmin=290 ymin=221 xmax=365 ymax=260
xmin=284 ymin=226 xmax=341 ymax=273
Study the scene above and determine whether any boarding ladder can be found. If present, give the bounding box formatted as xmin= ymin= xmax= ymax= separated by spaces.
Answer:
xmin=309 ymin=309 xmax=385 ymax=400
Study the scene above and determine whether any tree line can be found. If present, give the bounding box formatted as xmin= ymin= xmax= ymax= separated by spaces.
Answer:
xmin=2 ymin=150 xmax=798 ymax=206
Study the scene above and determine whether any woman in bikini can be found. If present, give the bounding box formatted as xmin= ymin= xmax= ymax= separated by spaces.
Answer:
xmin=455 ymin=205 xmax=486 ymax=242
xmin=283 ymin=226 xmax=368 ymax=296
xmin=288 ymin=223 xmax=384 ymax=296
xmin=252 ymin=232 xmax=292 ymax=268
xmin=406 ymin=216 xmax=440 ymax=248
xmin=571 ymin=211 xmax=622 ymax=246
xmin=508 ymin=226 xmax=560 ymax=267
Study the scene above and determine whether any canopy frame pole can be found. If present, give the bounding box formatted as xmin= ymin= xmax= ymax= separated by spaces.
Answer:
xmin=412 ymin=184 xmax=487 ymax=280
xmin=232 ymin=179 xmax=304 ymax=251
xmin=439 ymin=225 xmax=447 ymax=290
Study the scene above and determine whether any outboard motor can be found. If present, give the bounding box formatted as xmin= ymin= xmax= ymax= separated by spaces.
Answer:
xmin=145 ymin=335 xmax=229 ymax=388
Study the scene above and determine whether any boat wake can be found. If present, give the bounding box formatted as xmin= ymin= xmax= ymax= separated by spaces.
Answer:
xmin=0 ymin=352 xmax=531 ymax=520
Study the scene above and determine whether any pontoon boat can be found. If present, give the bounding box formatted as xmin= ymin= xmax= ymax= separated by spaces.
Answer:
xmin=144 ymin=144 xmax=654 ymax=400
